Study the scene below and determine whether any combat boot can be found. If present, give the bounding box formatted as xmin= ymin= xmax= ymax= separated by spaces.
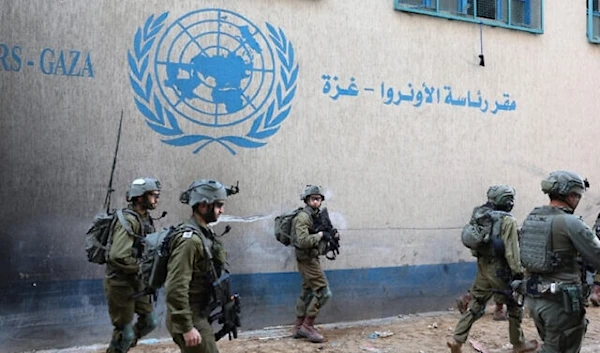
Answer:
xmin=493 ymin=303 xmax=507 ymax=321
xmin=297 ymin=316 xmax=325 ymax=343
xmin=446 ymin=339 xmax=462 ymax=353
xmin=291 ymin=316 xmax=306 ymax=338
xmin=106 ymin=342 xmax=123 ymax=353
xmin=455 ymin=293 xmax=471 ymax=314
xmin=590 ymin=285 xmax=600 ymax=306
xmin=512 ymin=339 xmax=538 ymax=353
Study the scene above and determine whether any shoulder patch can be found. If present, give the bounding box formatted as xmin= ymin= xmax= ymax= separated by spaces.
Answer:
xmin=182 ymin=231 xmax=194 ymax=239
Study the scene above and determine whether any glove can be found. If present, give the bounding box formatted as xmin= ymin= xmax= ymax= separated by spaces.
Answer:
xmin=320 ymin=231 xmax=331 ymax=242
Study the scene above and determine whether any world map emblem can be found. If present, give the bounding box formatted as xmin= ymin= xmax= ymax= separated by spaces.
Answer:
xmin=128 ymin=9 xmax=298 ymax=154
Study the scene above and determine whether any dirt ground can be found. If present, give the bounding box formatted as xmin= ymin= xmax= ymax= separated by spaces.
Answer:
xmin=80 ymin=303 xmax=600 ymax=353
xmin=43 ymin=307 xmax=600 ymax=353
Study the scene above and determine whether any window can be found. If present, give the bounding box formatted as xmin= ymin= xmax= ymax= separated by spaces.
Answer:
xmin=588 ymin=0 xmax=600 ymax=43
xmin=394 ymin=0 xmax=544 ymax=34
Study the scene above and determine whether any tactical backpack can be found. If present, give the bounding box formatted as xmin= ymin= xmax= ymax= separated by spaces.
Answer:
xmin=85 ymin=209 xmax=139 ymax=264
xmin=461 ymin=207 xmax=509 ymax=251
xmin=138 ymin=224 xmax=197 ymax=295
xmin=274 ymin=207 xmax=304 ymax=246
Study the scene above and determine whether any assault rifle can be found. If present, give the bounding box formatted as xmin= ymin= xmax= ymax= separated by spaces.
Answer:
xmin=579 ymin=257 xmax=594 ymax=300
xmin=207 ymin=271 xmax=241 ymax=341
xmin=315 ymin=207 xmax=340 ymax=260
xmin=201 ymin=226 xmax=241 ymax=341
xmin=493 ymin=268 xmax=524 ymax=307
xmin=493 ymin=286 xmax=524 ymax=307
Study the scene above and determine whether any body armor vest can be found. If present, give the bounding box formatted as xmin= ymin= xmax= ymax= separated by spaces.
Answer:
xmin=520 ymin=206 xmax=568 ymax=273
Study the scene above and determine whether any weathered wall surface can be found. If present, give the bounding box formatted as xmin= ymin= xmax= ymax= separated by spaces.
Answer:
xmin=1 ymin=0 xmax=600 ymax=352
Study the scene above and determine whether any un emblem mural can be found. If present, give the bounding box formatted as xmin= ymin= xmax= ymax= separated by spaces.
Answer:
xmin=128 ymin=10 xmax=298 ymax=155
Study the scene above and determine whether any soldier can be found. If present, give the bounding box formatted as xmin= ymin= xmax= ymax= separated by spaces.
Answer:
xmin=520 ymin=171 xmax=600 ymax=353
xmin=587 ymin=214 xmax=600 ymax=306
xmin=164 ymin=179 xmax=231 ymax=353
xmin=589 ymin=274 xmax=600 ymax=307
xmin=104 ymin=177 xmax=161 ymax=353
xmin=290 ymin=185 xmax=339 ymax=343
xmin=447 ymin=185 xmax=538 ymax=353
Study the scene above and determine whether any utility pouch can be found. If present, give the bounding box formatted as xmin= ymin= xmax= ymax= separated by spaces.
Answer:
xmin=561 ymin=285 xmax=581 ymax=314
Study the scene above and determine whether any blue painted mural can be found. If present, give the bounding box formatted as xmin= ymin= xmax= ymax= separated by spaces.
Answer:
xmin=128 ymin=9 xmax=298 ymax=155
xmin=321 ymin=75 xmax=517 ymax=114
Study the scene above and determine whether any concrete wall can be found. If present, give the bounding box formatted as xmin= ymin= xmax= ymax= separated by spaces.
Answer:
xmin=1 ymin=0 xmax=600 ymax=351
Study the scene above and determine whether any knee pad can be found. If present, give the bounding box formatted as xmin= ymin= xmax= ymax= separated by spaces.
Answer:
xmin=469 ymin=307 xmax=485 ymax=320
xmin=301 ymin=289 xmax=313 ymax=305
xmin=111 ymin=324 xmax=135 ymax=352
xmin=317 ymin=286 xmax=332 ymax=307
xmin=468 ymin=300 xmax=486 ymax=320
xmin=136 ymin=312 xmax=158 ymax=337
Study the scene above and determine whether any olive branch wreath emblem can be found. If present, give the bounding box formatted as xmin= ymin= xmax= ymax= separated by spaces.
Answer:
xmin=128 ymin=12 xmax=298 ymax=155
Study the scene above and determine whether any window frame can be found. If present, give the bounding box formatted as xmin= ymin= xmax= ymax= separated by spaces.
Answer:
xmin=394 ymin=0 xmax=544 ymax=34
xmin=588 ymin=0 xmax=600 ymax=43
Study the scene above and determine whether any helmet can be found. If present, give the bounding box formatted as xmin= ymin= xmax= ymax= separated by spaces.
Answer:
xmin=126 ymin=177 xmax=161 ymax=201
xmin=301 ymin=185 xmax=325 ymax=201
xmin=487 ymin=184 xmax=516 ymax=208
xmin=541 ymin=171 xmax=588 ymax=196
xmin=180 ymin=179 xmax=227 ymax=207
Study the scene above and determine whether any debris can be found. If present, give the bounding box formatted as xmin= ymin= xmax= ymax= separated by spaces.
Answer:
xmin=359 ymin=344 xmax=382 ymax=353
xmin=427 ymin=322 xmax=439 ymax=329
xmin=469 ymin=338 xmax=490 ymax=353
xmin=256 ymin=334 xmax=289 ymax=340
xmin=368 ymin=331 xmax=394 ymax=339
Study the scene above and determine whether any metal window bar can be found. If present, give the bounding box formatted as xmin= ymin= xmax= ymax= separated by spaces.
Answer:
xmin=395 ymin=0 xmax=543 ymax=33
xmin=524 ymin=0 xmax=531 ymax=24
xmin=458 ymin=0 xmax=467 ymax=14
xmin=589 ymin=0 xmax=600 ymax=42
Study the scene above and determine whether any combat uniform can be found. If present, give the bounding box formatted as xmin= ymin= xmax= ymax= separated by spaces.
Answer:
xmin=587 ymin=215 xmax=600 ymax=306
xmin=104 ymin=205 xmax=156 ymax=353
xmin=452 ymin=211 xmax=529 ymax=347
xmin=448 ymin=184 xmax=536 ymax=353
xmin=165 ymin=217 xmax=226 ymax=353
xmin=292 ymin=205 xmax=331 ymax=342
xmin=523 ymin=205 xmax=600 ymax=353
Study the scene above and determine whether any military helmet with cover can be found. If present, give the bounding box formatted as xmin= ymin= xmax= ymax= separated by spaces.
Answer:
xmin=301 ymin=185 xmax=325 ymax=201
xmin=487 ymin=184 xmax=516 ymax=208
xmin=180 ymin=179 xmax=227 ymax=207
xmin=541 ymin=170 xmax=588 ymax=197
xmin=126 ymin=177 xmax=161 ymax=201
